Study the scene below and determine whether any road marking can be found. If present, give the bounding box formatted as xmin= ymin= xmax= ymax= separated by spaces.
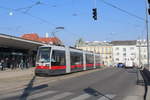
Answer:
xmin=71 ymin=93 xmax=91 ymax=100
xmin=123 ymin=96 xmax=143 ymax=100
xmin=44 ymin=92 xmax=73 ymax=100
xmin=98 ymin=94 xmax=116 ymax=100
xmin=28 ymin=91 xmax=57 ymax=99
xmin=0 ymin=91 xmax=22 ymax=99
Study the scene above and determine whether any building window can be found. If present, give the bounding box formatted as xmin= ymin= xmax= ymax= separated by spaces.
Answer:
xmin=116 ymin=58 xmax=119 ymax=61
xmin=130 ymin=47 xmax=134 ymax=50
xmin=116 ymin=52 xmax=119 ymax=55
xmin=131 ymin=53 xmax=135 ymax=55
xmin=106 ymin=56 xmax=108 ymax=59
xmin=115 ymin=47 xmax=119 ymax=50
xmin=105 ymin=48 xmax=108 ymax=53
xmin=123 ymin=48 xmax=126 ymax=52
xmin=123 ymin=53 xmax=126 ymax=56
xmin=110 ymin=56 xmax=111 ymax=58
xmin=102 ymin=48 xmax=104 ymax=53
xmin=144 ymin=55 xmax=147 ymax=59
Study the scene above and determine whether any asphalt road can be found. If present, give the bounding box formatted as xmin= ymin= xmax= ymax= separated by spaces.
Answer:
xmin=0 ymin=67 xmax=145 ymax=100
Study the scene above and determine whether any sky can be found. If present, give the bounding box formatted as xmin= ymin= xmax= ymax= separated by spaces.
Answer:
xmin=0 ymin=0 xmax=149 ymax=46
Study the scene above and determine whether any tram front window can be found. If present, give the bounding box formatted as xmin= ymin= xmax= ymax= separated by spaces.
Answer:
xmin=37 ymin=47 xmax=51 ymax=63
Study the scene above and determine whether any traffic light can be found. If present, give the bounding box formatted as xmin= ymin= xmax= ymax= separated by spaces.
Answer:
xmin=92 ymin=8 xmax=97 ymax=20
xmin=148 ymin=0 xmax=150 ymax=4
xmin=148 ymin=8 xmax=150 ymax=15
xmin=148 ymin=0 xmax=150 ymax=15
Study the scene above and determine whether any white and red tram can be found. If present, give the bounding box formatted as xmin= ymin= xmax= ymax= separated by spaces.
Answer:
xmin=35 ymin=45 xmax=102 ymax=76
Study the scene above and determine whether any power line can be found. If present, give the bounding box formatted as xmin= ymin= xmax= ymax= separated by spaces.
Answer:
xmin=27 ymin=0 xmax=58 ymax=8
xmin=14 ymin=1 xmax=42 ymax=13
xmin=0 ymin=5 xmax=56 ymax=27
xmin=99 ymin=0 xmax=145 ymax=21
xmin=0 ymin=5 xmax=82 ymax=41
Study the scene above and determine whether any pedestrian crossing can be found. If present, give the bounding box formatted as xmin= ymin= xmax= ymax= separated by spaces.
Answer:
xmin=0 ymin=89 xmax=142 ymax=100
xmin=28 ymin=91 xmax=57 ymax=100
xmin=71 ymin=93 xmax=91 ymax=100
xmin=97 ymin=94 xmax=116 ymax=100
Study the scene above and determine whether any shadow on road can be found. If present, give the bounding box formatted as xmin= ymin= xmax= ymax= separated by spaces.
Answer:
xmin=84 ymin=87 xmax=113 ymax=100
xmin=19 ymin=76 xmax=48 ymax=100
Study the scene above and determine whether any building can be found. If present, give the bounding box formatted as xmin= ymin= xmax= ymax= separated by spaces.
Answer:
xmin=21 ymin=33 xmax=62 ymax=45
xmin=76 ymin=39 xmax=149 ymax=67
xmin=136 ymin=39 xmax=148 ymax=67
xmin=0 ymin=33 xmax=44 ymax=69
xmin=111 ymin=40 xmax=138 ymax=66
xmin=0 ymin=33 xmax=62 ymax=70
xmin=75 ymin=39 xmax=113 ymax=66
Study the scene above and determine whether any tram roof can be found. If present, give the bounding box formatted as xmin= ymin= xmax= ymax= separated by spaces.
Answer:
xmin=0 ymin=33 xmax=45 ymax=50
xmin=40 ymin=45 xmax=100 ymax=55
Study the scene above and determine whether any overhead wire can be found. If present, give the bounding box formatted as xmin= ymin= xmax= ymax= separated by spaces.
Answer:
xmin=25 ymin=0 xmax=83 ymax=38
xmin=0 ymin=5 xmax=57 ymax=27
xmin=99 ymin=0 xmax=145 ymax=21
xmin=0 ymin=3 xmax=82 ymax=42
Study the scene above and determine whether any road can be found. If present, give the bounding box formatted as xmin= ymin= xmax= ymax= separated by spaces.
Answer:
xmin=0 ymin=67 xmax=145 ymax=100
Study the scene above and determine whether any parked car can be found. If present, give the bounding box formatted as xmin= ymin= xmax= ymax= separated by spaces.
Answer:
xmin=117 ymin=63 xmax=125 ymax=68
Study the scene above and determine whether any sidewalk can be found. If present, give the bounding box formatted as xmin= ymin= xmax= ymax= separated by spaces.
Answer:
xmin=0 ymin=67 xmax=35 ymax=80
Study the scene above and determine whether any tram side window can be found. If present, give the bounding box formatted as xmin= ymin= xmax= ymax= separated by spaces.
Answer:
xmin=86 ymin=54 xmax=94 ymax=64
xmin=70 ymin=52 xmax=83 ymax=65
xmin=51 ymin=50 xmax=66 ymax=66
xmin=95 ymin=56 xmax=100 ymax=64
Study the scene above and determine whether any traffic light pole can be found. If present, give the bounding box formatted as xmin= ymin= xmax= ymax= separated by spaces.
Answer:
xmin=145 ymin=0 xmax=150 ymax=71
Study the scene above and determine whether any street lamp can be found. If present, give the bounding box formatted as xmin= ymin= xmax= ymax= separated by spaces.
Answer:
xmin=144 ymin=0 xmax=150 ymax=71
xmin=51 ymin=27 xmax=64 ymax=37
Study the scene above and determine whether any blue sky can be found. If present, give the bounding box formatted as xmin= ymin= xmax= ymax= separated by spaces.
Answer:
xmin=0 ymin=0 xmax=149 ymax=46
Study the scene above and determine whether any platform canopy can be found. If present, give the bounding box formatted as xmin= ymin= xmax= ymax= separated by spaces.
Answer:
xmin=0 ymin=33 xmax=45 ymax=50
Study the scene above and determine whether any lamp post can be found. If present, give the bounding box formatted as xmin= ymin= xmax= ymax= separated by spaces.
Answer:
xmin=51 ymin=27 xmax=64 ymax=37
xmin=144 ymin=0 xmax=150 ymax=71
xmin=51 ymin=27 xmax=64 ymax=45
xmin=138 ymin=40 xmax=142 ymax=68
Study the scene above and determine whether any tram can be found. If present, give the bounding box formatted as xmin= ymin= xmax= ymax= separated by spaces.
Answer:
xmin=35 ymin=45 xmax=102 ymax=76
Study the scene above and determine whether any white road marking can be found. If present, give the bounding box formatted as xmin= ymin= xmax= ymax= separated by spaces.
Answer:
xmin=28 ymin=91 xmax=57 ymax=99
xmin=71 ymin=93 xmax=91 ymax=100
xmin=44 ymin=92 xmax=73 ymax=100
xmin=123 ymin=96 xmax=143 ymax=100
xmin=0 ymin=91 xmax=22 ymax=99
xmin=98 ymin=94 xmax=116 ymax=100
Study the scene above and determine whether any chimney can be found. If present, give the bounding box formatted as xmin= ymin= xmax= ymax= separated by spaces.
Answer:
xmin=45 ymin=32 xmax=49 ymax=38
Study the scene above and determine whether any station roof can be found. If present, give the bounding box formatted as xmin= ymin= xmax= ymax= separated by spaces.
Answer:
xmin=0 ymin=33 xmax=45 ymax=50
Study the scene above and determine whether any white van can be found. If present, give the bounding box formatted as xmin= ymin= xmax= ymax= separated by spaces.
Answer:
xmin=125 ymin=61 xmax=133 ymax=68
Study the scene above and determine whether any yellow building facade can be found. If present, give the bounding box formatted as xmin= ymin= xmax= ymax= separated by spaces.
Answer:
xmin=76 ymin=41 xmax=113 ymax=66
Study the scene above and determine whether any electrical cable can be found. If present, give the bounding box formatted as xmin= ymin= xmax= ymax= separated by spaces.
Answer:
xmin=0 ymin=4 xmax=82 ymax=42
xmin=99 ymin=0 xmax=145 ymax=21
